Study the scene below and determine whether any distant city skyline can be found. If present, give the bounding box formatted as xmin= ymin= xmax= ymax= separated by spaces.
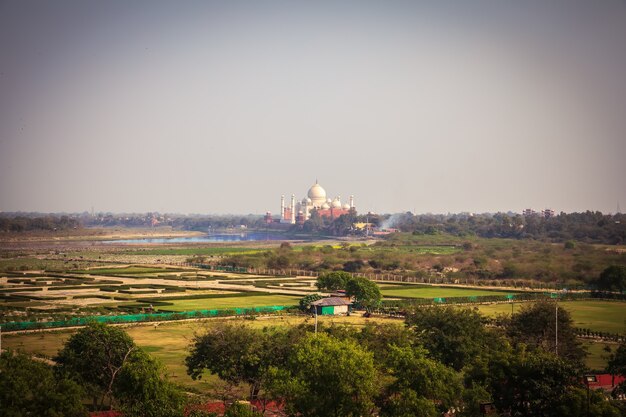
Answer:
xmin=1 ymin=1 xmax=625 ymax=215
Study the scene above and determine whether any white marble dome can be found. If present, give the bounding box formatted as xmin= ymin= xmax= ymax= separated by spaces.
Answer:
xmin=331 ymin=198 xmax=342 ymax=209
xmin=307 ymin=182 xmax=327 ymax=206
xmin=342 ymin=203 xmax=350 ymax=210
xmin=321 ymin=202 xmax=330 ymax=209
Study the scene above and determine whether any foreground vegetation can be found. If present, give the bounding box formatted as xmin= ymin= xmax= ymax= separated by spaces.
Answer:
xmin=4 ymin=302 xmax=626 ymax=417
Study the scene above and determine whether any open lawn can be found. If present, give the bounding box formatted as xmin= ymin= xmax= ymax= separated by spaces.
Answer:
xmin=75 ymin=266 xmax=186 ymax=275
xmin=162 ymin=294 xmax=301 ymax=311
xmin=380 ymin=285 xmax=515 ymax=299
xmin=582 ymin=340 xmax=617 ymax=371
xmin=475 ymin=300 xmax=626 ymax=334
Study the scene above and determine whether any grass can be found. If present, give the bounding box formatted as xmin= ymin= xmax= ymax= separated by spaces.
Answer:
xmin=380 ymin=285 xmax=515 ymax=299
xmin=120 ymin=247 xmax=268 ymax=256
xmin=162 ymin=295 xmax=301 ymax=311
xmin=475 ymin=300 xmax=626 ymax=334
xmin=74 ymin=266 xmax=185 ymax=275
xmin=582 ymin=340 xmax=616 ymax=371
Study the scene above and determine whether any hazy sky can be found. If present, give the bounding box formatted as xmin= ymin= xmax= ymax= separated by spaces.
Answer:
xmin=1 ymin=1 xmax=625 ymax=215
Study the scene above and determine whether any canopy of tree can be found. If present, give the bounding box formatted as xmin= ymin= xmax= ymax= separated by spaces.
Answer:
xmin=506 ymin=300 xmax=586 ymax=368
xmin=316 ymin=271 xmax=381 ymax=309
xmin=0 ymin=350 xmax=87 ymax=417
xmin=595 ymin=265 xmax=626 ymax=292
xmin=55 ymin=323 xmax=183 ymax=416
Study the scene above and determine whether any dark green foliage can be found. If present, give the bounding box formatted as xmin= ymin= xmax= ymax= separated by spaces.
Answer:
xmin=186 ymin=323 xmax=299 ymax=400
xmin=486 ymin=347 xmax=580 ymax=417
xmin=317 ymin=271 xmax=352 ymax=291
xmin=56 ymin=323 xmax=182 ymax=415
xmin=266 ymin=333 xmax=379 ymax=417
xmin=506 ymin=301 xmax=586 ymax=368
xmin=56 ymin=322 xmax=137 ymax=407
xmin=0 ymin=350 xmax=87 ymax=417
xmin=596 ymin=265 xmax=626 ymax=292
xmin=343 ymin=259 xmax=365 ymax=272
xmin=114 ymin=349 xmax=185 ymax=417
xmin=607 ymin=343 xmax=626 ymax=398
xmin=379 ymin=345 xmax=462 ymax=416
xmin=298 ymin=293 xmax=323 ymax=310
xmin=345 ymin=276 xmax=382 ymax=310
xmin=553 ymin=387 xmax=624 ymax=417
xmin=405 ymin=306 xmax=493 ymax=371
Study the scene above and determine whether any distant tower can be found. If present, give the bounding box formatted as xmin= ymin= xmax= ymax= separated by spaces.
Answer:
xmin=349 ymin=195 xmax=354 ymax=209
xmin=280 ymin=195 xmax=285 ymax=220
xmin=291 ymin=194 xmax=296 ymax=224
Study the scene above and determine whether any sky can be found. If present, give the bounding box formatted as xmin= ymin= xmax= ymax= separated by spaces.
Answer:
xmin=1 ymin=1 xmax=625 ymax=215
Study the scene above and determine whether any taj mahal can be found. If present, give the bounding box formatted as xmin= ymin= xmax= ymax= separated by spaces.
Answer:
xmin=265 ymin=181 xmax=356 ymax=225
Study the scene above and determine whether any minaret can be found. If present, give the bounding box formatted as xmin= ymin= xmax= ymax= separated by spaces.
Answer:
xmin=349 ymin=195 xmax=354 ymax=209
xmin=291 ymin=194 xmax=296 ymax=224
xmin=280 ymin=195 xmax=285 ymax=220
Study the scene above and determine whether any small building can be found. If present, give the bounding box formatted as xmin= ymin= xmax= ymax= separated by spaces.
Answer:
xmin=311 ymin=297 xmax=352 ymax=315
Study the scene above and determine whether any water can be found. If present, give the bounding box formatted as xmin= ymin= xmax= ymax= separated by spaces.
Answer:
xmin=104 ymin=232 xmax=289 ymax=244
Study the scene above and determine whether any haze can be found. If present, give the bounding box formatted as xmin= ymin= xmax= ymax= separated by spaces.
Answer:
xmin=1 ymin=1 xmax=625 ymax=215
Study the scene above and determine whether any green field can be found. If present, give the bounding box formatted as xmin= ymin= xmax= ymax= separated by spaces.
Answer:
xmin=120 ymin=247 xmax=268 ymax=256
xmin=475 ymin=300 xmax=626 ymax=334
xmin=74 ymin=266 xmax=185 ymax=275
xmin=380 ymin=285 xmax=515 ymax=299
xmin=162 ymin=294 xmax=301 ymax=311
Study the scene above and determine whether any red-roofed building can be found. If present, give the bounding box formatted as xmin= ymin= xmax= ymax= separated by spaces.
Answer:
xmin=584 ymin=374 xmax=626 ymax=391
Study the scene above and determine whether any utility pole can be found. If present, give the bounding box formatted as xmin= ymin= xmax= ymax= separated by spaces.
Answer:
xmin=555 ymin=301 xmax=558 ymax=356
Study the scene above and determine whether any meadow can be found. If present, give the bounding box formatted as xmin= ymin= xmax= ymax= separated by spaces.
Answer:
xmin=380 ymin=285 xmax=515 ymax=298
xmin=161 ymin=294 xmax=301 ymax=312
xmin=475 ymin=300 xmax=626 ymax=334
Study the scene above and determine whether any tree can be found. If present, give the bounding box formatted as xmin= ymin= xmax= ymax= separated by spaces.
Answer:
xmin=114 ymin=349 xmax=185 ymax=417
xmin=486 ymin=347 xmax=580 ymax=417
xmin=316 ymin=271 xmax=351 ymax=291
xmin=0 ymin=350 xmax=87 ymax=417
xmin=56 ymin=322 xmax=182 ymax=415
xmin=596 ymin=265 xmax=626 ymax=292
xmin=405 ymin=306 xmax=494 ymax=371
xmin=267 ymin=333 xmax=380 ymax=417
xmin=56 ymin=322 xmax=137 ymax=409
xmin=345 ymin=276 xmax=382 ymax=310
xmin=379 ymin=345 xmax=463 ymax=417
xmin=607 ymin=343 xmax=626 ymax=397
xmin=552 ymin=386 xmax=623 ymax=417
xmin=506 ymin=301 xmax=586 ymax=368
xmin=186 ymin=323 xmax=296 ymax=400
xmin=299 ymin=293 xmax=323 ymax=311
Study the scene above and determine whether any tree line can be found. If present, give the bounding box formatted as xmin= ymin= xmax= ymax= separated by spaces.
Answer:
xmin=384 ymin=211 xmax=626 ymax=244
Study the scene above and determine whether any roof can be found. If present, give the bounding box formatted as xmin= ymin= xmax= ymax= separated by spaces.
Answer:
xmin=311 ymin=297 xmax=352 ymax=306
xmin=585 ymin=374 xmax=626 ymax=389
